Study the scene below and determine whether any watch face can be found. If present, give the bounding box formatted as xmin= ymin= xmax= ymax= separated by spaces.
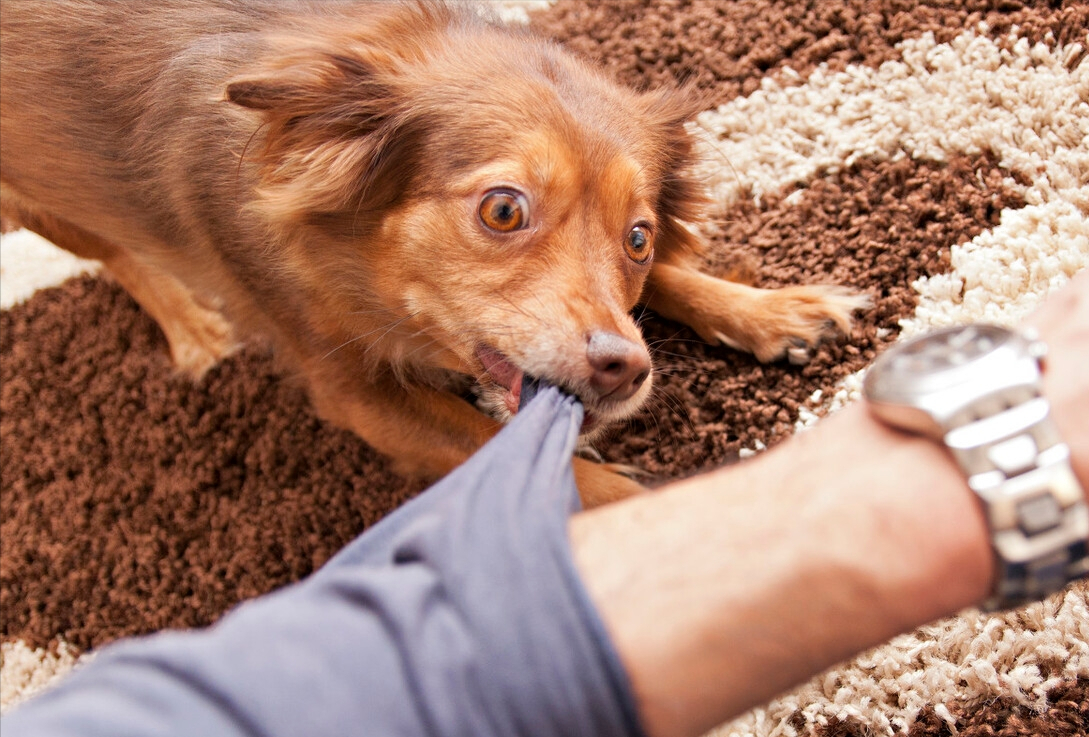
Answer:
xmin=885 ymin=324 xmax=1012 ymax=374
xmin=865 ymin=324 xmax=1018 ymax=403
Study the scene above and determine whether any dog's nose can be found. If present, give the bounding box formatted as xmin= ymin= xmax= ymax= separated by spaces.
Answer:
xmin=586 ymin=331 xmax=651 ymax=401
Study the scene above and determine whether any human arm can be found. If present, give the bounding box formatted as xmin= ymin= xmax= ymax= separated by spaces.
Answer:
xmin=5 ymin=275 xmax=1085 ymax=737
xmin=569 ymin=270 xmax=1089 ymax=737
xmin=2 ymin=389 xmax=642 ymax=737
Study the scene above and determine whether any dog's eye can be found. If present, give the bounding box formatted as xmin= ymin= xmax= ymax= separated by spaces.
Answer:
xmin=624 ymin=225 xmax=653 ymax=263
xmin=479 ymin=190 xmax=528 ymax=232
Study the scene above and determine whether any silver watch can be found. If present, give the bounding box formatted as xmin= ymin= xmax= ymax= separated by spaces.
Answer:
xmin=863 ymin=324 xmax=1088 ymax=611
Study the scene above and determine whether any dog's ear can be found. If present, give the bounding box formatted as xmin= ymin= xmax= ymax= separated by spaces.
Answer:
xmin=225 ymin=49 xmax=393 ymax=115
xmin=225 ymin=68 xmax=327 ymax=112
xmin=640 ymin=85 xmax=714 ymax=260
xmin=224 ymin=34 xmax=430 ymax=228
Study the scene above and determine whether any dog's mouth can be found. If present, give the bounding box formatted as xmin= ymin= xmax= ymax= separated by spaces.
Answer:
xmin=474 ymin=344 xmax=600 ymax=432
xmin=475 ymin=344 xmax=524 ymax=414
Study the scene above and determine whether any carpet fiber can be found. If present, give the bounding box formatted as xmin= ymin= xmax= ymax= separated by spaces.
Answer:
xmin=2 ymin=1 xmax=1088 ymax=734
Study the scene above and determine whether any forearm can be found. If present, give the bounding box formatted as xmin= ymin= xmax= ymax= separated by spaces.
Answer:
xmin=570 ymin=404 xmax=990 ymax=737
xmin=571 ymin=271 xmax=1089 ymax=737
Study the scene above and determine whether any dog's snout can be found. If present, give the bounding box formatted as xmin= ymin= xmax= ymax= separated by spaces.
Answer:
xmin=586 ymin=331 xmax=651 ymax=401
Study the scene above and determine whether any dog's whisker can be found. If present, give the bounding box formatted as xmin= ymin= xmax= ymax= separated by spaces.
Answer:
xmin=640 ymin=386 xmax=698 ymax=445
xmin=398 ymin=337 xmax=445 ymax=366
xmin=346 ymin=305 xmax=403 ymax=317
xmin=646 ymin=332 xmax=712 ymax=348
xmin=324 ymin=312 xmax=420 ymax=360
xmin=647 ymin=348 xmax=706 ymax=363
xmin=486 ymin=287 xmax=546 ymax=326
xmin=633 ymin=303 xmax=655 ymax=326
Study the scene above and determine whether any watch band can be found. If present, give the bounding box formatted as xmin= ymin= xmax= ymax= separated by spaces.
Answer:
xmin=943 ymin=392 xmax=1089 ymax=610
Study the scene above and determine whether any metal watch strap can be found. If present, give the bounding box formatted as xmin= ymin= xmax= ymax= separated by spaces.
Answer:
xmin=943 ymin=394 xmax=1089 ymax=610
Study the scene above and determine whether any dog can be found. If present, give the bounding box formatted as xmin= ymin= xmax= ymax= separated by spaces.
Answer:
xmin=1 ymin=1 xmax=867 ymax=507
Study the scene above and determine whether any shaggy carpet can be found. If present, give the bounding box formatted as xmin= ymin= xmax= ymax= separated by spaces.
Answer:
xmin=2 ymin=1 xmax=1088 ymax=735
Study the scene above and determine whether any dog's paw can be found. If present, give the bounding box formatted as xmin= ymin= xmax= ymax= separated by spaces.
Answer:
xmin=749 ymin=285 xmax=869 ymax=364
xmin=696 ymin=284 xmax=869 ymax=364
xmin=162 ymin=299 xmax=237 ymax=379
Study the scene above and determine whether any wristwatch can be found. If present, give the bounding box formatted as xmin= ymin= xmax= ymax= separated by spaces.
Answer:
xmin=862 ymin=324 xmax=1088 ymax=611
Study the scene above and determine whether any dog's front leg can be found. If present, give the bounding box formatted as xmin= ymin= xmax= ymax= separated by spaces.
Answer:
xmin=644 ymin=258 xmax=869 ymax=364
xmin=0 ymin=190 xmax=235 ymax=377
xmin=307 ymin=371 xmax=502 ymax=483
xmin=573 ymin=459 xmax=648 ymax=508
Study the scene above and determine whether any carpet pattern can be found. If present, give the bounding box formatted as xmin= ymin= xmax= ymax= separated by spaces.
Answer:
xmin=2 ymin=1 xmax=1088 ymax=734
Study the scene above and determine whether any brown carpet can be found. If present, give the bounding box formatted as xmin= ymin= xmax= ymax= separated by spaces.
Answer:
xmin=2 ymin=1 xmax=1087 ymax=734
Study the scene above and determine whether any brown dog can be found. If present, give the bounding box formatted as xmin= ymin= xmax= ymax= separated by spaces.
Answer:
xmin=1 ymin=1 xmax=866 ymax=507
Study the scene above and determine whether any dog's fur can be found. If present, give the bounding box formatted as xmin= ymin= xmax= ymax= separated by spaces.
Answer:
xmin=1 ymin=1 xmax=866 ymax=506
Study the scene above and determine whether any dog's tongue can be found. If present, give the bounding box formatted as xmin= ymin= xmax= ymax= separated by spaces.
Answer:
xmin=476 ymin=346 xmax=519 ymax=388
xmin=476 ymin=345 xmax=524 ymax=412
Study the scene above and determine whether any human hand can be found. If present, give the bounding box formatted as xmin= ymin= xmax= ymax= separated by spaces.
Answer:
xmin=1025 ymin=269 xmax=1089 ymax=493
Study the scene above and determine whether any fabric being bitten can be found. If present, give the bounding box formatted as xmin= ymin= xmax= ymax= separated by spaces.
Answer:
xmin=3 ymin=386 xmax=644 ymax=737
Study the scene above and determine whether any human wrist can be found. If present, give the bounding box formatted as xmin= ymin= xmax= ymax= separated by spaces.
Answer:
xmin=816 ymin=403 xmax=994 ymax=622
xmin=862 ymin=311 xmax=1089 ymax=612
xmin=864 ymin=312 xmax=1089 ymax=611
